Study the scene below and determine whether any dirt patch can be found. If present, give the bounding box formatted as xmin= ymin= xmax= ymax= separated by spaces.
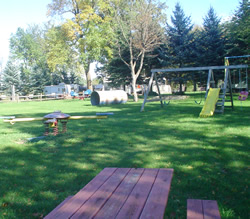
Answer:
xmin=147 ymin=95 xmax=189 ymax=102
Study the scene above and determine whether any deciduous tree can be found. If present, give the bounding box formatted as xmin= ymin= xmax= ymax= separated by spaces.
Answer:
xmin=110 ymin=0 xmax=165 ymax=101
xmin=47 ymin=0 xmax=114 ymax=90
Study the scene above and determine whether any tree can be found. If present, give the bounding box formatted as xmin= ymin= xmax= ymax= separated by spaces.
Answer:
xmin=100 ymin=48 xmax=132 ymax=89
xmin=45 ymin=25 xmax=83 ymax=84
xmin=166 ymin=2 xmax=194 ymax=67
xmin=45 ymin=26 xmax=73 ymax=72
xmin=0 ymin=58 xmax=3 ymax=92
xmin=111 ymin=0 xmax=165 ymax=101
xmin=9 ymin=25 xmax=52 ymax=94
xmin=47 ymin=0 xmax=114 ymax=90
xmin=164 ymin=2 xmax=195 ymax=93
xmin=197 ymin=7 xmax=225 ymax=66
xmin=224 ymin=0 xmax=250 ymax=56
xmin=1 ymin=60 xmax=21 ymax=94
xmin=9 ymin=26 xmax=46 ymax=67
xmin=100 ymin=46 xmax=148 ymax=90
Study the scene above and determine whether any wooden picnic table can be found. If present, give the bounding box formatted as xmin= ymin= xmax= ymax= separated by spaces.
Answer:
xmin=45 ymin=167 xmax=173 ymax=219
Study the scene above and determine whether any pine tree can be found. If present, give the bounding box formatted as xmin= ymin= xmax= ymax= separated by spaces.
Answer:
xmin=1 ymin=61 xmax=21 ymax=94
xmin=166 ymin=2 xmax=195 ymax=67
xmin=164 ymin=2 xmax=195 ymax=93
xmin=224 ymin=0 xmax=250 ymax=56
xmin=197 ymin=7 xmax=225 ymax=66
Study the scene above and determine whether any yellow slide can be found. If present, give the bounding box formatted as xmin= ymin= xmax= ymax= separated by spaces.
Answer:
xmin=199 ymin=88 xmax=220 ymax=117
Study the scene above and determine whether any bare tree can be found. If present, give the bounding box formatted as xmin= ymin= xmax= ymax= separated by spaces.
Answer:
xmin=112 ymin=0 xmax=166 ymax=101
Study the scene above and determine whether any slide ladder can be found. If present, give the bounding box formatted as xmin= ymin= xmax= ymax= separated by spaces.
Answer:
xmin=200 ymin=88 xmax=220 ymax=117
xmin=205 ymin=68 xmax=233 ymax=114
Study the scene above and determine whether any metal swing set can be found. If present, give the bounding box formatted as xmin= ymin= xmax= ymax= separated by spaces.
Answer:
xmin=140 ymin=61 xmax=249 ymax=115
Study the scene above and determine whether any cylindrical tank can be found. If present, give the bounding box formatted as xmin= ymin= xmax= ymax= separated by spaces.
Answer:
xmin=91 ymin=90 xmax=128 ymax=106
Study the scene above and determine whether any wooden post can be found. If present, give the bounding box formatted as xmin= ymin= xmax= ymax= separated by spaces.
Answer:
xmin=228 ymin=69 xmax=234 ymax=109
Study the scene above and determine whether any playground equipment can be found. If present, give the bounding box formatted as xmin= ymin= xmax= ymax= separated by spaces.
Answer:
xmin=91 ymin=90 xmax=128 ymax=106
xmin=238 ymin=91 xmax=249 ymax=110
xmin=141 ymin=64 xmax=248 ymax=115
xmin=238 ymin=91 xmax=249 ymax=101
xmin=199 ymin=88 xmax=220 ymax=117
xmin=3 ymin=111 xmax=107 ymax=136
xmin=0 ymin=116 xmax=15 ymax=119
xmin=84 ymin=89 xmax=92 ymax=97
xmin=225 ymin=55 xmax=249 ymax=91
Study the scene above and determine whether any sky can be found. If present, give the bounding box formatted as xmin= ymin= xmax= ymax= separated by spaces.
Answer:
xmin=0 ymin=0 xmax=241 ymax=69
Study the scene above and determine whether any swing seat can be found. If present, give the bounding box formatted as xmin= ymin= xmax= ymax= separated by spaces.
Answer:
xmin=238 ymin=91 xmax=248 ymax=101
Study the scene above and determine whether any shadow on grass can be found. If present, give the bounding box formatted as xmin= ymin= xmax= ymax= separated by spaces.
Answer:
xmin=0 ymin=98 xmax=249 ymax=218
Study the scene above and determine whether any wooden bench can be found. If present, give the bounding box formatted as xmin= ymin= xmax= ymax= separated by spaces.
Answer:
xmin=45 ymin=167 xmax=173 ymax=219
xmin=187 ymin=199 xmax=221 ymax=219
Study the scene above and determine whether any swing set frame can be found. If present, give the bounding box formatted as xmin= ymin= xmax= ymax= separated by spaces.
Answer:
xmin=225 ymin=55 xmax=249 ymax=91
xmin=140 ymin=64 xmax=248 ymax=112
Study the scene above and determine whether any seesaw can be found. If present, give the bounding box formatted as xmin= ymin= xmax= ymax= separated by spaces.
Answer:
xmin=3 ymin=111 xmax=107 ymax=136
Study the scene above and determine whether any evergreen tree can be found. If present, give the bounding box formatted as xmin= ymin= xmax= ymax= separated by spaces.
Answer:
xmin=224 ymin=0 xmax=250 ymax=56
xmin=166 ymin=2 xmax=195 ymax=67
xmin=164 ymin=2 xmax=195 ymax=93
xmin=29 ymin=64 xmax=51 ymax=94
xmin=1 ymin=61 xmax=21 ymax=94
xmin=197 ymin=7 xmax=225 ymax=66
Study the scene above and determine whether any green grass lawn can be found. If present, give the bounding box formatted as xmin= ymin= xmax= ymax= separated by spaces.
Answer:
xmin=0 ymin=94 xmax=249 ymax=218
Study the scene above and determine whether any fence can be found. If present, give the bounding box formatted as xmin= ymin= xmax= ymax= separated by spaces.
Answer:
xmin=0 ymin=94 xmax=68 ymax=103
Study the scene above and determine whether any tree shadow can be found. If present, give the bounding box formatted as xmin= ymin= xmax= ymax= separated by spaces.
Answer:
xmin=0 ymin=99 xmax=249 ymax=218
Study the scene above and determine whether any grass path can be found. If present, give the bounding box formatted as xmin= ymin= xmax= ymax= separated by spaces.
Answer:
xmin=0 ymin=95 xmax=249 ymax=218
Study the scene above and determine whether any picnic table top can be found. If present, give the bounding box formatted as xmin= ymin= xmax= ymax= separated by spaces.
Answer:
xmin=45 ymin=167 xmax=174 ymax=219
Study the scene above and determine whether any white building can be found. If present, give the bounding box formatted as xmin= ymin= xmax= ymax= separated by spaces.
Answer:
xmin=44 ymin=83 xmax=73 ymax=96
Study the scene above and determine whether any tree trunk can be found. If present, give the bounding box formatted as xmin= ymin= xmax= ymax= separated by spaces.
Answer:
xmin=192 ymin=73 xmax=197 ymax=91
xmin=87 ymin=71 xmax=92 ymax=91
xmin=132 ymin=75 xmax=138 ymax=102
xmin=85 ymin=62 xmax=93 ymax=91
xmin=179 ymin=82 xmax=183 ymax=93
xmin=11 ymin=85 xmax=15 ymax=101
xmin=193 ymin=81 xmax=197 ymax=91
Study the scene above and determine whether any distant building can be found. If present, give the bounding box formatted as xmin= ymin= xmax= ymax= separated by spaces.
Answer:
xmin=44 ymin=83 xmax=79 ymax=96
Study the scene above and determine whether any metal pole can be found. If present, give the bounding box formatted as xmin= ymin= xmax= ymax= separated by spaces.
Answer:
xmin=154 ymin=73 xmax=163 ymax=108
xmin=140 ymin=71 xmax=155 ymax=112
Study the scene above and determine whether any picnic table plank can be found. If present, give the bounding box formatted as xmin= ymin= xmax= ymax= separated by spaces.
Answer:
xmin=45 ymin=168 xmax=117 ymax=219
xmin=94 ymin=168 xmax=145 ymax=219
xmin=45 ymin=168 xmax=174 ymax=219
xmin=115 ymin=168 xmax=159 ymax=219
xmin=71 ymin=168 xmax=130 ymax=219
xmin=203 ymin=200 xmax=221 ymax=219
xmin=139 ymin=168 xmax=174 ymax=219
xmin=44 ymin=196 xmax=72 ymax=218
xmin=187 ymin=199 xmax=203 ymax=219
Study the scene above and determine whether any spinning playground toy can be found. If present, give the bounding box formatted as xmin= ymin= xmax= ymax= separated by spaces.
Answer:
xmin=3 ymin=111 xmax=107 ymax=136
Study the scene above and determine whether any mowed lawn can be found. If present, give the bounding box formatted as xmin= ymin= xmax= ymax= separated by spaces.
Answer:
xmin=0 ymin=95 xmax=249 ymax=218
